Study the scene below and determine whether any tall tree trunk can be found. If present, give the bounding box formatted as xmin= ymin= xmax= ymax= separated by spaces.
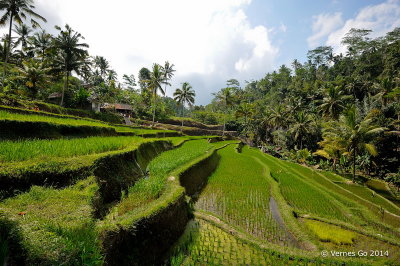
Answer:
xmin=352 ymin=148 xmax=356 ymax=183
xmin=2 ymin=14 xmax=13 ymax=89
xmin=61 ymin=71 xmax=69 ymax=106
xmin=222 ymin=112 xmax=226 ymax=136
xmin=152 ymin=90 xmax=156 ymax=124
xmin=181 ymin=104 xmax=184 ymax=132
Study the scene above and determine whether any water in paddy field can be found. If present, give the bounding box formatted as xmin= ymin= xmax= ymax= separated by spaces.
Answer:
xmin=269 ymin=196 xmax=300 ymax=248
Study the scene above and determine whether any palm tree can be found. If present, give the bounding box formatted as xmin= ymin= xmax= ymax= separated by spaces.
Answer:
xmin=13 ymin=23 xmax=32 ymax=51
xmin=267 ymin=105 xmax=288 ymax=130
xmin=214 ymin=87 xmax=234 ymax=135
xmin=319 ymin=86 xmax=348 ymax=119
xmin=288 ymin=111 xmax=315 ymax=150
xmin=147 ymin=63 xmax=165 ymax=123
xmin=161 ymin=61 xmax=175 ymax=97
xmin=14 ymin=58 xmax=49 ymax=97
xmin=52 ymin=24 xmax=89 ymax=106
xmin=314 ymin=136 xmax=345 ymax=172
xmin=173 ymin=82 xmax=195 ymax=130
xmin=123 ymin=74 xmax=136 ymax=91
xmin=0 ymin=0 xmax=46 ymax=82
xmin=93 ymin=55 xmax=109 ymax=80
xmin=322 ymin=107 xmax=386 ymax=182
xmin=29 ymin=29 xmax=51 ymax=61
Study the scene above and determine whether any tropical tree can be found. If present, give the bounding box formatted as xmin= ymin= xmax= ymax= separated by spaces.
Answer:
xmin=52 ymin=24 xmax=89 ymax=106
xmin=14 ymin=58 xmax=49 ymax=97
xmin=267 ymin=105 xmax=288 ymax=130
xmin=146 ymin=63 xmax=165 ymax=123
xmin=214 ymin=87 xmax=234 ymax=135
xmin=288 ymin=111 xmax=315 ymax=150
xmin=173 ymin=82 xmax=195 ymax=130
xmin=319 ymin=86 xmax=347 ymax=119
xmin=0 ymin=0 xmax=46 ymax=81
xmin=93 ymin=55 xmax=109 ymax=80
xmin=321 ymin=107 xmax=386 ymax=182
xmin=13 ymin=23 xmax=32 ymax=51
xmin=235 ymin=102 xmax=254 ymax=137
xmin=29 ymin=29 xmax=51 ymax=61
xmin=122 ymin=74 xmax=136 ymax=91
xmin=161 ymin=61 xmax=175 ymax=97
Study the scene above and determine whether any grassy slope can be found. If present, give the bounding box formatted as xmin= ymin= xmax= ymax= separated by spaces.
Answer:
xmin=1 ymin=137 xmax=222 ymax=264
xmin=195 ymin=144 xmax=291 ymax=245
xmin=106 ymin=139 xmax=215 ymax=218
xmin=0 ymin=177 xmax=103 ymax=265
xmin=0 ymin=136 xmax=144 ymax=162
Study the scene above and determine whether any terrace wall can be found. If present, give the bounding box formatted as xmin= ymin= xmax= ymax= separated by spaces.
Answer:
xmin=100 ymin=148 xmax=222 ymax=265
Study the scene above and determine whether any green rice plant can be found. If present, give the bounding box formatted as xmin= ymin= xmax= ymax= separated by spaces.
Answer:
xmin=114 ymin=139 xmax=214 ymax=215
xmin=0 ymin=136 xmax=144 ymax=162
xmin=254 ymin=150 xmax=351 ymax=223
xmin=170 ymin=219 xmax=326 ymax=265
xmin=195 ymin=145 xmax=291 ymax=245
xmin=0 ymin=110 xmax=111 ymax=128
xmin=0 ymin=177 xmax=103 ymax=265
xmin=336 ymin=182 xmax=400 ymax=215
xmin=304 ymin=219 xmax=356 ymax=245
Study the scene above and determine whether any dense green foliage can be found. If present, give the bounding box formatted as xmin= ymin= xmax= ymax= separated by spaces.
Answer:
xmin=201 ymin=28 xmax=400 ymax=187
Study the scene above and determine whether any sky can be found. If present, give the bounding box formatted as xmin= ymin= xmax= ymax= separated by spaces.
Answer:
xmin=1 ymin=0 xmax=400 ymax=104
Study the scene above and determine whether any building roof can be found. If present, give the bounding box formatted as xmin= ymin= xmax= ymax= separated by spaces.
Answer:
xmin=48 ymin=92 xmax=62 ymax=99
xmin=101 ymin=103 xmax=133 ymax=111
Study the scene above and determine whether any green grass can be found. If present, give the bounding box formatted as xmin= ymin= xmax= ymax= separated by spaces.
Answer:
xmin=0 ymin=136 xmax=144 ymax=162
xmin=259 ymin=152 xmax=351 ymax=223
xmin=304 ymin=219 xmax=356 ymax=245
xmin=0 ymin=110 xmax=112 ymax=128
xmin=336 ymin=182 xmax=400 ymax=215
xmin=0 ymin=177 xmax=103 ymax=265
xmin=113 ymin=139 xmax=214 ymax=216
xmin=170 ymin=219 xmax=292 ymax=265
xmin=195 ymin=145 xmax=291 ymax=245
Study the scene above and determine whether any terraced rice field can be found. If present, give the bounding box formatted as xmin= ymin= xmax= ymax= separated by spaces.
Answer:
xmin=170 ymin=219 xmax=314 ymax=266
xmin=0 ymin=136 xmax=144 ymax=162
xmin=196 ymin=145 xmax=295 ymax=246
xmin=0 ymin=110 xmax=112 ymax=128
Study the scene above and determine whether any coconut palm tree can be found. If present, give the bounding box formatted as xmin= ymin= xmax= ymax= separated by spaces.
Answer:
xmin=14 ymin=58 xmax=49 ymax=97
xmin=288 ymin=111 xmax=315 ymax=150
xmin=174 ymin=82 xmax=195 ymax=130
xmin=122 ymin=74 xmax=136 ymax=91
xmin=161 ymin=61 xmax=175 ymax=97
xmin=52 ymin=24 xmax=89 ymax=106
xmin=13 ymin=23 xmax=32 ymax=51
xmin=214 ymin=87 xmax=234 ymax=135
xmin=93 ymin=55 xmax=109 ymax=80
xmin=319 ymin=86 xmax=348 ymax=119
xmin=268 ymin=105 xmax=288 ymax=130
xmin=147 ymin=63 xmax=165 ymax=123
xmin=29 ymin=29 xmax=51 ymax=61
xmin=0 ymin=0 xmax=46 ymax=82
xmin=322 ymin=107 xmax=386 ymax=182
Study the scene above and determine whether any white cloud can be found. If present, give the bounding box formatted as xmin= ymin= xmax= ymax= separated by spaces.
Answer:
xmin=307 ymin=12 xmax=343 ymax=48
xmin=0 ymin=0 xmax=278 ymax=104
xmin=326 ymin=0 xmax=400 ymax=54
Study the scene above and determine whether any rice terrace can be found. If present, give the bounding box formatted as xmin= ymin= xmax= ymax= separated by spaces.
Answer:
xmin=0 ymin=0 xmax=400 ymax=265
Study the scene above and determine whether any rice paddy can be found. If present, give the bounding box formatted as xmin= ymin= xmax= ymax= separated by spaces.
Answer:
xmin=1 ymin=109 xmax=399 ymax=265
xmin=0 ymin=110 xmax=111 ymax=128
xmin=0 ymin=136 xmax=144 ymax=162
xmin=195 ymin=145 xmax=293 ymax=246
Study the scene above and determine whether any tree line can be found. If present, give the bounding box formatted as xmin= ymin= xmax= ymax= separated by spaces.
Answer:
xmin=0 ymin=0 xmax=196 ymax=123
xmin=203 ymin=28 xmax=399 ymax=186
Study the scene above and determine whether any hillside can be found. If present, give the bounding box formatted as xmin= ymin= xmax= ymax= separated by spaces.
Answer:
xmin=1 ymin=107 xmax=399 ymax=265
